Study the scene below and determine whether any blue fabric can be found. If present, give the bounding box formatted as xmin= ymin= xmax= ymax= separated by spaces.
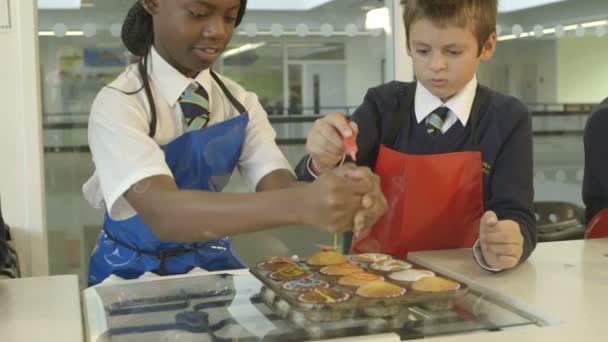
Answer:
xmin=88 ymin=113 xmax=249 ymax=286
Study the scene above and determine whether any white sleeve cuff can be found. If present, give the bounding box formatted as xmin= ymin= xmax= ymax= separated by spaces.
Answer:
xmin=306 ymin=155 xmax=347 ymax=180
xmin=472 ymin=239 xmax=504 ymax=272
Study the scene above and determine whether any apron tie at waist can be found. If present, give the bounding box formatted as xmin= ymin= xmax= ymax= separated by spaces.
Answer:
xmin=102 ymin=227 xmax=199 ymax=276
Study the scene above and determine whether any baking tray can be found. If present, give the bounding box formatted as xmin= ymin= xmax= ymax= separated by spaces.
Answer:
xmin=249 ymin=255 xmax=468 ymax=320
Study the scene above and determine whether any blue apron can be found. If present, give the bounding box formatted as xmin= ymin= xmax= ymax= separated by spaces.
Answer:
xmin=88 ymin=71 xmax=248 ymax=286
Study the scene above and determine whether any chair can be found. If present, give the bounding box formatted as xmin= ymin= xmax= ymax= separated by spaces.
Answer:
xmin=585 ymin=208 xmax=608 ymax=239
xmin=0 ymin=224 xmax=21 ymax=279
xmin=533 ymin=201 xmax=586 ymax=242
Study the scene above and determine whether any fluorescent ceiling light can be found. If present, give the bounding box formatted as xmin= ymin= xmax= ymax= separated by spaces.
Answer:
xmin=223 ymin=42 xmax=266 ymax=58
xmin=499 ymin=0 xmax=567 ymax=13
xmin=497 ymin=20 xmax=607 ymax=41
xmin=38 ymin=30 xmax=84 ymax=36
xmin=365 ymin=7 xmax=390 ymax=31
xmin=247 ymin=0 xmax=332 ymax=11
xmin=39 ymin=0 xmax=81 ymax=10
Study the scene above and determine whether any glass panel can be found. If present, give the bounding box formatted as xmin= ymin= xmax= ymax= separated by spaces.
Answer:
xmin=84 ymin=273 xmax=538 ymax=341
xmin=37 ymin=0 xmax=393 ymax=288
xmin=220 ymin=43 xmax=285 ymax=115
xmin=288 ymin=43 xmax=345 ymax=60
xmin=490 ymin=0 xmax=608 ymax=242
xmin=38 ymin=1 xmax=131 ymax=286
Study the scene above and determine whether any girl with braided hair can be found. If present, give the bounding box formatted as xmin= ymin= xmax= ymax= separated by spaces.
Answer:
xmin=84 ymin=0 xmax=387 ymax=286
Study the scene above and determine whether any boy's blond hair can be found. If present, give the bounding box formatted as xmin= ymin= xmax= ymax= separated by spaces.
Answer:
xmin=402 ymin=0 xmax=497 ymax=55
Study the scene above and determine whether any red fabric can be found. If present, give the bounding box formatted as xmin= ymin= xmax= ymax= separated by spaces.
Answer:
xmin=351 ymin=145 xmax=484 ymax=258
xmin=585 ymin=208 xmax=608 ymax=239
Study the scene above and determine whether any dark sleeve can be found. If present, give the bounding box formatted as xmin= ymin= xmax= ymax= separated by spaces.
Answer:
xmin=0 ymin=198 xmax=8 ymax=266
xmin=295 ymin=84 xmax=395 ymax=181
xmin=486 ymin=98 xmax=537 ymax=263
xmin=583 ymin=107 xmax=608 ymax=223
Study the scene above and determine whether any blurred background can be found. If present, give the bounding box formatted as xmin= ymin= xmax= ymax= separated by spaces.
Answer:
xmin=35 ymin=0 xmax=607 ymax=287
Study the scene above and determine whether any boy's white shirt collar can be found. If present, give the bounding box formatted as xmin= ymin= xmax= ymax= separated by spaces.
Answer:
xmin=147 ymin=47 xmax=213 ymax=108
xmin=414 ymin=75 xmax=478 ymax=127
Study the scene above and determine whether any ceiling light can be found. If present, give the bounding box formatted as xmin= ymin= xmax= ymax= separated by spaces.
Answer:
xmin=365 ymin=7 xmax=390 ymax=31
xmin=38 ymin=0 xmax=81 ymax=10
xmin=247 ymin=0 xmax=332 ymax=11
xmin=497 ymin=20 xmax=608 ymax=41
xmin=222 ymin=42 xmax=267 ymax=58
xmin=499 ymin=0 xmax=567 ymax=13
xmin=38 ymin=30 xmax=84 ymax=36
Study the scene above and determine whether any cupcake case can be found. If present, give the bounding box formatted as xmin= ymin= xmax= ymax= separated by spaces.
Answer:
xmin=250 ymin=255 xmax=468 ymax=322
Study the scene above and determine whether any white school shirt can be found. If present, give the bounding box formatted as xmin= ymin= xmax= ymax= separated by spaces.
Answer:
xmin=83 ymin=47 xmax=292 ymax=220
xmin=414 ymin=76 xmax=478 ymax=132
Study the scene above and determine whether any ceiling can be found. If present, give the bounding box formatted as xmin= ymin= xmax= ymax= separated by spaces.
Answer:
xmin=36 ymin=0 xmax=607 ymax=39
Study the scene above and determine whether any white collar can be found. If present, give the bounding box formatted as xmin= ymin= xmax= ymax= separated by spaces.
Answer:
xmin=147 ymin=47 xmax=212 ymax=107
xmin=414 ymin=76 xmax=478 ymax=126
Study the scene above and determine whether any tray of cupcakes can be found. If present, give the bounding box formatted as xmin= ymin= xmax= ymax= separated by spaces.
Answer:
xmin=250 ymin=250 xmax=467 ymax=322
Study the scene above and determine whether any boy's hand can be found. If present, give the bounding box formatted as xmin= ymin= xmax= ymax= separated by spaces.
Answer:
xmin=479 ymin=211 xmax=524 ymax=270
xmin=350 ymin=166 xmax=388 ymax=234
xmin=307 ymin=112 xmax=358 ymax=175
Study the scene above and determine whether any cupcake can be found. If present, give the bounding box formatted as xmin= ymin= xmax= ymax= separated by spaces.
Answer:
xmin=338 ymin=272 xmax=384 ymax=287
xmin=356 ymin=280 xmax=406 ymax=298
xmin=282 ymin=278 xmax=329 ymax=292
xmin=320 ymin=263 xmax=364 ymax=276
xmin=351 ymin=253 xmax=392 ymax=263
xmin=297 ymin=287 xmax=350 ymax=304
xmin=370 ymin=259 xmax=412 ymax=272
xmin=255 ymin=260 xmax=296 ymax=271
xmin=411 ymin=276 xmax=461 ymax=292
xmin=268 ymin=264 xmax=312 ymax=281
xmin=306 ymin=250 xmax=348 ymax=266
xmin=388 ymin=269 xmax=435 ymax=283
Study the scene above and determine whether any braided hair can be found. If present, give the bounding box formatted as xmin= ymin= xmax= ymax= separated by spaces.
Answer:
xmin=120 ymin=0 xmax=248 ymax=137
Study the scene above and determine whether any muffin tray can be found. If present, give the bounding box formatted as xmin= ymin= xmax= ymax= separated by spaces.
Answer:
xmin=249 ymin=256 xmax=468 ymax=321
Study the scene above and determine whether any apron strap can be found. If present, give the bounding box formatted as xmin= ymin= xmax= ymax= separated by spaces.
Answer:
xmin=383 ymin=82 xmax=417 ymax=148
xmin=468 ymin=85 xmax=492 ymax=148
xmin=146 ymin=69 xmax=248 ymax=139
xmin=383 ymin=82 xmax=493 ymax=149
xmin=102 ymin=227 xmax=199 ymax=276
xmin=210 ymin=70 xmax=247 ymax=114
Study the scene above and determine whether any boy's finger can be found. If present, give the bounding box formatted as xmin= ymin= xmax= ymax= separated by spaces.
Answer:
xmin=497 ymin=255 xmax=519 ymax=269
xmin=361 ymin=193 xmax=373 ymax=209
xmin=317 ymin=124 xmax=346 ymax=150
xmin=354 ymin=212 xmax=366 ymax=231
xmin=349 ymin=121 xmax=359 ymax=137
xmin=335 ymin=166 xmax=364 ymax=180
xmin=353 ymin=226 xmax=371 ymax=239
xmin=324 ymin=112 xmax=353 ymax=137
xmin=484 ymin=231 xmax=519 ymax=244
xmin=342 ymin=166 xmax=374 ymax=180
xmin=311 ymin=141 xmax=344 ymax=159
xmin=481 ymin=210 xmax=498 ymax=226
xmin=313 ymin=155 xmax=343 ymax=170
xmin=487 ymin=243 xmax=521 ymax=257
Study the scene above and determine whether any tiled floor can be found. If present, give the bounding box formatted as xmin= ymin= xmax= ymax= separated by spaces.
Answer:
xmin=43 ymin=138 xmax=585 ymax=287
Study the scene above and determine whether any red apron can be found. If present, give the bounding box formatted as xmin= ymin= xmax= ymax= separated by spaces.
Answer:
xmin=351 ymin=83 xmax=489 ymax=259
xmin=585 ymin=208 xmax=608 ymax=239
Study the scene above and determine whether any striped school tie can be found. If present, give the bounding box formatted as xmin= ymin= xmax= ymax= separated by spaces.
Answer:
xmin=426 ymin=106 xmax=449 ymax=136
xmin=179 ymin=83 xmax=210 ymax=131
